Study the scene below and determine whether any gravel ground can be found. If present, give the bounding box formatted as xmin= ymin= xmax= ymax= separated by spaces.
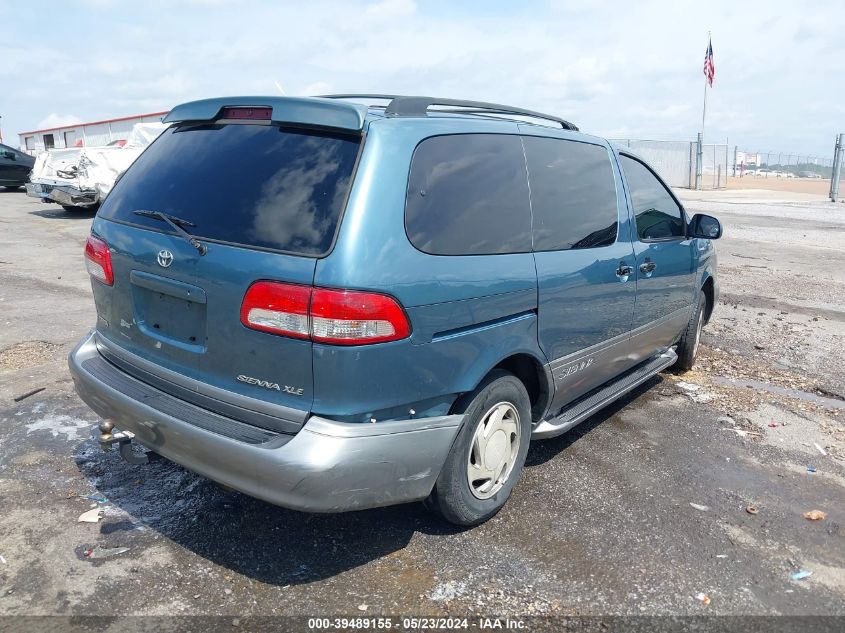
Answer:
xmin=0 ymin=189 xmax=843 ymax=621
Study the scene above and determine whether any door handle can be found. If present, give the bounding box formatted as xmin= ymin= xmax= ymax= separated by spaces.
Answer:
xmin=616 ymin=263 xmax=634 ymax=278
xmin=639 ymin=260 xmax=657 ymax=274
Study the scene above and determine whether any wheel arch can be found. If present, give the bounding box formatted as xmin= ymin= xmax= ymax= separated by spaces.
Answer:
xmin=455 ymin=352 xmax=553 ymax=423
xmin=701 ymin=275 xmax=715 ymax=324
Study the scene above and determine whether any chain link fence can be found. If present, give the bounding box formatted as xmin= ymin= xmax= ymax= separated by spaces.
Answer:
xmin=732 ymin=149 xmax=833 ymax=179
xmin=611 ymin=139 xmax=729 ymax=189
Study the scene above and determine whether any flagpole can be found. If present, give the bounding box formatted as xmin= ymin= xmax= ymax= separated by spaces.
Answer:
xmin=696 ymin=31 xmax=710 ymax=189
xmin=701 ymin=71 xmax=708 ymax=143
xmin=701 ymin=30 xmax=710 ymax=143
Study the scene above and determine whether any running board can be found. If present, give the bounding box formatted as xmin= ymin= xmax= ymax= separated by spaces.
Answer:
xmin=532 ymin=349 xmax=678 ymax=440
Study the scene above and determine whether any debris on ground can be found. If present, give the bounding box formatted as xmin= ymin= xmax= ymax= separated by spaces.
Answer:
xmin=689 ymin=503 xmax=710 ymax=512
xmin=813 ymin=442 xmax=827 ymax=456
xmin=358 ymin=604 xmax=368 ymax=611
xmin=12 ymin=387 xmax=46 ymax=402
xmin=677 ymin=382 xmax=701 ymax=392
xmin=723 ymin=427 xmax=762 ymax=438
xmin=803 ymin=510 xmax=827 ymax=521
xmin=0 ymin=340 xmax=60 ymax=371
xmin=0 ymin=554 xmax=6 ymax=565
xmin=807 ymin=466 xmax=817 ymax=473
xmin=746 ymin=505 xmax=759 ymax=515
xmin=694 ymin=592 xmax=711 ymax=605
xmin=768 ymin=422 xmax=778 ymax=428
xmin=77 ymin=508 xmax=103 ymax=523
xmin=83 ymin=546 xmax=129 ymax=559
xmin=790 ymin=569 xmax=813 ymax=581
xmin=84 ymin=494 xmax=108 ymax=504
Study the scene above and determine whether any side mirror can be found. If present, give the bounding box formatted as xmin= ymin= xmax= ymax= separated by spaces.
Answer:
xmin=689 ymin=213 xmax=722 ymax=240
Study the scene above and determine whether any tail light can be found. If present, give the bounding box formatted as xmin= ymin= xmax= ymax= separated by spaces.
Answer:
xmin=84 ymin=235 xmax=113 ymax=286
xmin=240 ymin=282 xmax=410 ymax=345
xmin=310 ymin=288 xmax=410 ymax=345
xmin=240 ymin=282 xmax=310 ymax=339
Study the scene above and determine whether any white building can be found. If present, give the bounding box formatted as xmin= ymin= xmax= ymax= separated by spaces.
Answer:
xmin=18 ymin=111 xmax=168 ymax=154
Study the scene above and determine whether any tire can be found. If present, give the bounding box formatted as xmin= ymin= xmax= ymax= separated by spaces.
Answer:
xmin=61 ymin=204 xmax=98 ymax=213
xmin=675 ymin=291 xmax=706 ymax=372
xmin=426 ymin=370 xmax=532 ymax=526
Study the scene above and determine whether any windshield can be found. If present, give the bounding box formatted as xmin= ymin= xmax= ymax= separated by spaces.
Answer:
xmin=98 ymin=123 xmax=361 ymax=256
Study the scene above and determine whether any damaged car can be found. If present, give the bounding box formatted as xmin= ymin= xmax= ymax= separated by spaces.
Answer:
xmin=26 ymin=122 xmax=165 ymax=211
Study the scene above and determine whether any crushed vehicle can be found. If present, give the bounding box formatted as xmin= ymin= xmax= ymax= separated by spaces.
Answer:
xmin=69 ymin=95 xmax=721 ymax=525
xmin=26 ymin=122 xmax=165 ymax=211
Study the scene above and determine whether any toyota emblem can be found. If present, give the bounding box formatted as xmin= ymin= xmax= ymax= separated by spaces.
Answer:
xmin=157 ymin=249 xmax=174 ymax=268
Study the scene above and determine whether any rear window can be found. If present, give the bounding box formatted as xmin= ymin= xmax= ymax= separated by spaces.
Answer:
xmin=405 ymin=134 xmax=532 ymax=255
xmin=99 ymin=123 xmax=361 ymax=256
xmin=522 ymin=136 xmax=618 ymax=251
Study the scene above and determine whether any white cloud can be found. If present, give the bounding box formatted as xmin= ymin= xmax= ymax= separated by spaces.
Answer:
xmin=35 ymin=113 xmax=83 ymax=130
xmin=300 ymin=81 xmax=333 ymax=96
xmin=364 ymin=0 xmax=416 ymax=19
xmin=1 ymin=0 xmax=843 ymax=157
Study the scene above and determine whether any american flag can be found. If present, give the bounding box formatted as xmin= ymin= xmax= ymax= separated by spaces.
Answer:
xmin=703 ymin=39 xmax=715 ymax=87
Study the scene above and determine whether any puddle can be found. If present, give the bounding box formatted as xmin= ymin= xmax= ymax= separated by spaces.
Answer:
xmin=711 ymin=376 xmax=845 ymax=410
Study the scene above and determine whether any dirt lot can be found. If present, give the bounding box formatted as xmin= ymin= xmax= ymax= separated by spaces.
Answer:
xmin=0 ymin=188 xmax=844 ymax=621
xmin=727 ymin=175 xmax=833 ymax=196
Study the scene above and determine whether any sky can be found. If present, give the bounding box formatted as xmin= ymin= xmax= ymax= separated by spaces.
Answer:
xmin=1 ymin=0 xmax=843 ymax=157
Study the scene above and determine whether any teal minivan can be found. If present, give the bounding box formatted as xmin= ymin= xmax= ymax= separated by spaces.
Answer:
xmin=69 ymin=95 xmax=721 ymax=525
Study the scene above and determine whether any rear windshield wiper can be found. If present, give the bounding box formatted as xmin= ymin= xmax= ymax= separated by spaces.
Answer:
xmin=133 ymin=210 xmax=207 ymax=256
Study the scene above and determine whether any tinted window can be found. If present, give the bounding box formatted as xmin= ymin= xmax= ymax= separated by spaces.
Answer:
xmin=523 ymin=137 xmax=618 ymax=250
xmin=619 ymin=155 xmax=685 ymax=240
xmin=99 ymin=124 xmax=360 ymax=256
xmin=405 ymin=134 xmax=531 ymax=255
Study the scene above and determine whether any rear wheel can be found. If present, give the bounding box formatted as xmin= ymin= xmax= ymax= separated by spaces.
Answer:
xmin=675 ymin=292 xmax=706 ymax=371
xmin=61 ymin=204 xmax=98 ymax=213
xmin=426 ymin=370 xmax=532 ymax=526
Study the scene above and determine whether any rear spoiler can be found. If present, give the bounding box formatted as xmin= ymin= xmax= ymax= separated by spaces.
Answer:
xmin=163 ymin=96 xmax=368 ymax=132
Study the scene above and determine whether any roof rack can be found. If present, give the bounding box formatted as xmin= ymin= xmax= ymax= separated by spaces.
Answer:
xmin=318 ymin=94 xmax=578 ymax=131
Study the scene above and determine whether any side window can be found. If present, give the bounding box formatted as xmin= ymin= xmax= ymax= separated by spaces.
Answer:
xmin=405 ymin=134 xmax=531 ymax=255
xmin=523 ymin=136 xmax=618 ymax=250
xmin=619 ymin=155 xmax=685 ymax=241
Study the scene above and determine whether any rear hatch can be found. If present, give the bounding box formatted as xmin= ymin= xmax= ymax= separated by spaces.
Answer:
xmin=91 ymin=111 xmax=362 ymax=433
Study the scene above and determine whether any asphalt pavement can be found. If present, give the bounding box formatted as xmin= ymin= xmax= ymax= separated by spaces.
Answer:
xmin=0 ymin=189 xmax=843 ymax=621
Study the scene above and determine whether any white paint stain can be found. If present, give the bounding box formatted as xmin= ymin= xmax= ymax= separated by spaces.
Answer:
xmin=25 ymin=415 xmax=93 ymax=441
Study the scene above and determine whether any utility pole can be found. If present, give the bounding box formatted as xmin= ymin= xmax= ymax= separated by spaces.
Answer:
xmin=831 ymin=133 xmax=844 ymax=202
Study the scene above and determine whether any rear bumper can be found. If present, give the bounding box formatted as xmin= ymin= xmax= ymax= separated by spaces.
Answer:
xmin=25 ymin=182 xmax=52 ymax=199
xmin=27 ymin=181 xmax=98 ymax=206
xmin=46 ymin=185 xmax=99 ymax=207
xmin=68 ymin=331 xmax=463 ymax=513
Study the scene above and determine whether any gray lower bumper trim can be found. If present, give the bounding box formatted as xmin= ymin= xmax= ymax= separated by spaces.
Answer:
xmin=47 ymin=185 xmax=98 ymax=207
xmin=25 ymin=182 xmax=51 ymax=199
xmin=80 ymin=354 xmax=280 ymax=445
xmin=68 ymin=331 xmax=463 ymax=512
